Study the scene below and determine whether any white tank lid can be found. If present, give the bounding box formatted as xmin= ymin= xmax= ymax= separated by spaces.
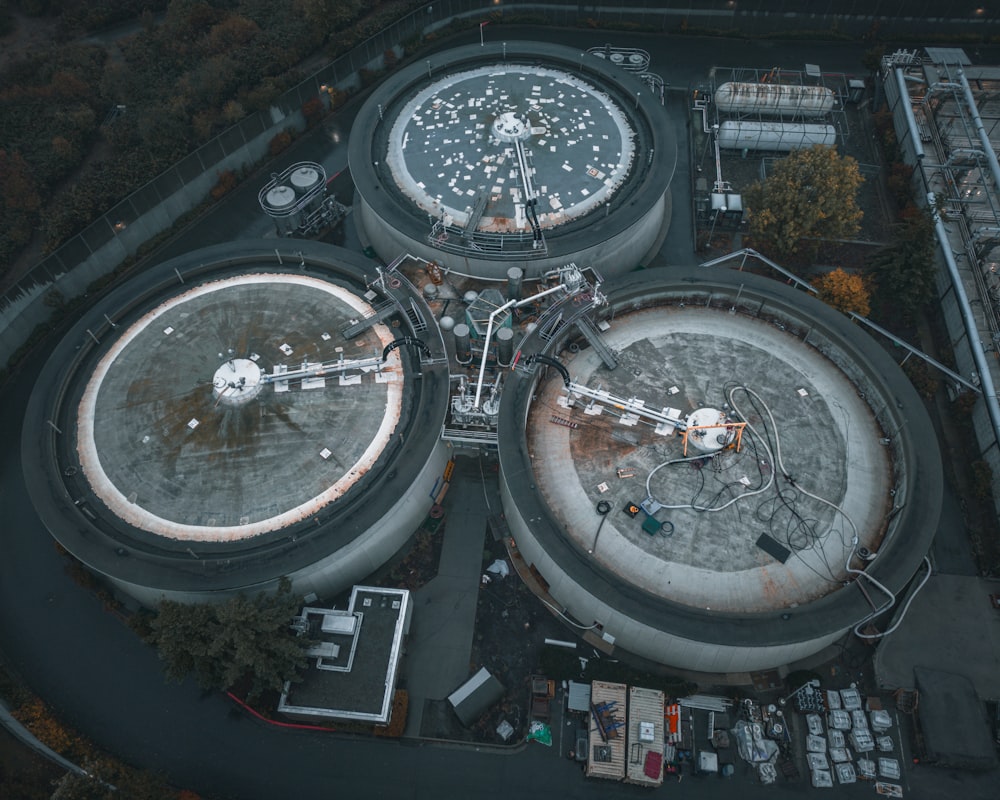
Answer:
xmin=290 ymin=166 xmax=321 ymax=192
xmin=439 ymin=315 xmax=455 ymax=331
xmin=265 ymin=185 xmax=296 ymax=209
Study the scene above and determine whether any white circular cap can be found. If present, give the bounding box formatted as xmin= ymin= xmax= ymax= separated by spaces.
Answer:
xmin=212 ymin=358 xmax=264 ymax=406
xmin=491 ymin=111 xmax=530 ymax=142
xmin=265 ymin=185 xmax=296 ymax=210
xmin=684 ymin=407 xmax=733 ymax=453
xmin=290 ymin=166 xmax=321 ymax=192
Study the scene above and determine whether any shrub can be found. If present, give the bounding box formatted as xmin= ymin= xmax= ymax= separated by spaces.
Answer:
xmin=268 ymin=129 xmax=293 ymax=156
xmin=210 ymin=169 xmax=238 ymax=201
xmin=302 ymin=96 xmax=324 ymax=128
xmin=971 ymin=460 xmax=994 ymax=501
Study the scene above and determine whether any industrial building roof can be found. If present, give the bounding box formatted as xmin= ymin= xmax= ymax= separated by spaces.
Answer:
xmin=278 ymin=587 xmax=410 ymax=725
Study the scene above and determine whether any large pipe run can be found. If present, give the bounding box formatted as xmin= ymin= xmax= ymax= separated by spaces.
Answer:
xmin=894 ymin=68 xmax=925 ymax=161
xmin=895 ymin=64 xmax=1000 ymax=453
xmin=959 ymin=69 xmax=1000 ymax=200
xmin=928 ymin=194 xmax=1000 ymax=441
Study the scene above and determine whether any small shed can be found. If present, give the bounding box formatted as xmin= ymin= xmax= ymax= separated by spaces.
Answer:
xmin=448 ymin=667 xmax=505 ymax=727
xmin=567 ymin=681 xmax=592 ymax=713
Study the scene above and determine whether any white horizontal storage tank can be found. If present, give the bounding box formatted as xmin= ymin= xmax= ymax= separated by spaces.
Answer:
xmin=715 ymin=82 xmax=835 ymax=117
xmin=717 ymin=121 xmax=836 ymax=153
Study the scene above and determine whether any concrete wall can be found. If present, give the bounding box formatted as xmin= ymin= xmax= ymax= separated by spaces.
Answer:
xmin=356 ymin=192 xmax=667 ymax=280
xmin=112 ymin=438 xmax=450 ymax=607
xmin=498 ymin=472 xmax=846 ymax=673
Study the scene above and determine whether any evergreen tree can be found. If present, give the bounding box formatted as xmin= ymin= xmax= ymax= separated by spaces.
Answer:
xmin=868 ymin=207 xmax=937 ymax=325
xmin=144 ymin=577 xmax=311 ymax=700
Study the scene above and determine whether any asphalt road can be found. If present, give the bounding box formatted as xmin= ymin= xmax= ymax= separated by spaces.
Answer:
xmin=3 ymin=24 xmax=999 ymax=800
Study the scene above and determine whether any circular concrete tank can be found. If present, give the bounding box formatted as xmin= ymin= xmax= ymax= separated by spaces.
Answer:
xmin=349 ymin=42 xmax=677 ymax=279
xmin=23 ymin=241 xmax=450 ymax=606
xmin=498 ymin=267 xmax=940 ymax=673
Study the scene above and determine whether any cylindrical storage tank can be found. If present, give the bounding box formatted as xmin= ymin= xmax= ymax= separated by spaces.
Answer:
xmin=290 ymin=166 xmax=324 ymax=211
xmin=497 ymin=266 xmax=941 ymax=673
xmin=463 ymin=291 xmax=479 ymax=305
xmin=423 ymin=282 xmax=438 ymax=301
xmin=23 ymin=240 xmax=452 ymax=606
xmin=506 ymin=267 xmax=523 ymax=302
xmin=453 ymin=323 xmax=472 ymax=365
xmin=717 ymin=121 xmax=836 ymax=153
xmin=495 ymin=326 xmax=515 ymax=367
xmin=264 ymin=185 xmax=298 ymax=235
xmin=349 ymin=42 xmax=676 ymax=280
xmin=714 ymin=82 xmax=835 ymax=118
xmin=439 ymin=315 xmax=455 ymax=332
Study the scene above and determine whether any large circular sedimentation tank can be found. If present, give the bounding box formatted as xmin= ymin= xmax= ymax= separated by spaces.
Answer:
xmin=23 ymin=241 xmax=449 ymax=606
xmin=498 ymin=267 xmax=940 ymax=673
xmin=350 ymin=42 xmax=676 ymax=279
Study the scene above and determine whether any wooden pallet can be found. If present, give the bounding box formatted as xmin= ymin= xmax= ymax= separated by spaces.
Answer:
xmin=893 ymin=688 xmax=919 ymax=714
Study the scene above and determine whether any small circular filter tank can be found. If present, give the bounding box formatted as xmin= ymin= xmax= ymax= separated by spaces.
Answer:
xmin=290 ymin=166 xmax=324 ymax=212
xmin=264 ymin=185 xmax=298 ymax=234
xmin=439 ymin=315 xmax=455 ymax=332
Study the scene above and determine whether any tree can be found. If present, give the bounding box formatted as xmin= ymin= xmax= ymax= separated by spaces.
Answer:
xmin=868 ymin=207 xmax=937 ymax=325
xmin=143 ymin=577 xmax=312 ymax=700
xmin=745 ymin=144 xmax=864 ymax=257
xmin=813 ymin=268 xmax=871 ymax=316
xmin=51 ymin=758 xmax=180 ymax=800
